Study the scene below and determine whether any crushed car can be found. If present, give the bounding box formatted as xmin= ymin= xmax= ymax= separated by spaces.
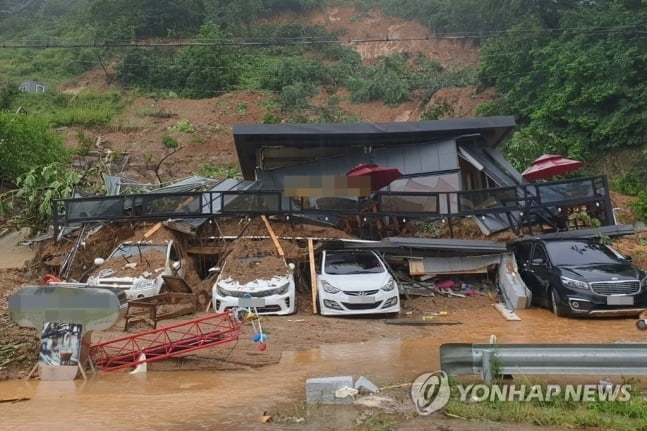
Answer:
xmin=86 ymin=240 xmax=187 ymax=300
xmin=316 ymin=249 xmax=400 ymax=316
xmin=211 ymin=248 xmax=296 ymax=316
xmin=511 ymin=236 xmax=647 ymax=317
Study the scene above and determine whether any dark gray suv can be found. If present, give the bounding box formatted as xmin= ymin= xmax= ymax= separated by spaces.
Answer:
xmin=511 ymin=237 xmax=647 ymax=317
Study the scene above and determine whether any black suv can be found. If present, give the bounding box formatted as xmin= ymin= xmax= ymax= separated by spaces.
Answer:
xmin=511 ymin=237 xmax=647 ymax=317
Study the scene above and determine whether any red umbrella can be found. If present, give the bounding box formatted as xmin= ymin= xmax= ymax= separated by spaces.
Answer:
xmin=347 ymin=163 xmax=402 ymax=191
xmin=521 ymin=154 xmax=584 ymax=181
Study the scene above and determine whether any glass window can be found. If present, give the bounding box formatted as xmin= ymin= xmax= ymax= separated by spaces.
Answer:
xmin=514 ymin=242 xmax=533 ymax=264
xmin=545 ymin=241 xmax=623 ymax=266
xmin=324 ymin=251 xmax=385 ymax=275
xmin=531 ymin=245 xmax=548 ymax=265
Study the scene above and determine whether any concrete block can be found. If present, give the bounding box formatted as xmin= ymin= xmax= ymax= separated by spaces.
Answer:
xmin=306 ymin=376 xmax=354 ymax=404
xmin=354 ymin=376 xmax=379 ymax=394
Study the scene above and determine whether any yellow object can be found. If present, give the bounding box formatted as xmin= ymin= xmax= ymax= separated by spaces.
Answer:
xmin=439 ymin=311 xmax=449 ymax=316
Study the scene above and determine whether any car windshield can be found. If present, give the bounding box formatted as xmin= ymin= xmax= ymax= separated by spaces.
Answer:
xmin=324 ymin=252 xmax=385 ymax=275
xmin=109 ymin=244 xmax=167 ymax=259
xmin=545 ymin=241 xmax=625 ymax=266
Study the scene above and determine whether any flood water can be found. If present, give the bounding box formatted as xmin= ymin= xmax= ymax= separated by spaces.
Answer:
xmin=2 ymin=308 xmax=645 ymax=430
xmin=0 ymin=229 xmax=35 ymax=269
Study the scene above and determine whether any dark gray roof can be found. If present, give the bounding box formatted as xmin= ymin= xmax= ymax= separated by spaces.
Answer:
xmin=233 ymin=116 xmax=516 ymax=179
xmin=509 ymin=225 xmax=635 ymax=244
xmin=324 ymin=236 xmax=506 ymax=254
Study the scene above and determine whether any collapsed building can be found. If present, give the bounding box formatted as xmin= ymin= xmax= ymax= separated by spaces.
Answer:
xmin=46 ymin=116 xmax=624 ymax=313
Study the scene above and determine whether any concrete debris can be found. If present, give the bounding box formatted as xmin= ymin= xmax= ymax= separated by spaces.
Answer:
xmin=306 ymin=376 xmax=354 ymax=404
xmin=354 ymin=376 xmax=379 ymax=395
xmin=129 ymin=353 xmax=147 ymax=374
xmin=335 ymin=386 xmax=359 ymax=399
xmin=493 ymin=303 xmax=521 ymax=321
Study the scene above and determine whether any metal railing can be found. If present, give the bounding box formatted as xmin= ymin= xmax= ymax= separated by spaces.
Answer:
xmin=52 ymin=175 xmax=613 ymax=237
xmin=440 ymin=342 xmax=647 ymax=383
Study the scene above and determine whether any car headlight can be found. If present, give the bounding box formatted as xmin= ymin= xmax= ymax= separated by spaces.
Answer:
xmin=381 ymin=278 xmax=397 ymax=292
xmin=267 ymin=282 xmax=290 ymax=296
xmin=321 ymin=280 xmax=340 ymax=294
xmin=217 ymin=285 xmax=235 ymax=297
xmin=133 ymin=279 xmax=155 ymax=290
xmin=560 ymin=276 xmax=589 ymax=290
xmin=641 ymin=275 xmax=647 ymax=289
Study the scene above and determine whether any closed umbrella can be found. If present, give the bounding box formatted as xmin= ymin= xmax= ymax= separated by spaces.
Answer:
xmin=522 ymin=154 xmax=584 ymax=181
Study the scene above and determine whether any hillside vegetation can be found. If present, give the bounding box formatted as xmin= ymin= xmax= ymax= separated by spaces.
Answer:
xmin=0 ymin=0 xmax=646 ymax=232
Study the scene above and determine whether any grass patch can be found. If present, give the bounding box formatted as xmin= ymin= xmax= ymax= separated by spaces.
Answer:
xmin=15 ymin=89 xmax=124 ymax=127
xmin=267 ymin=378 xmax=647 ymax=431
xmin=444 ymin=378 xmax=647 ymax=431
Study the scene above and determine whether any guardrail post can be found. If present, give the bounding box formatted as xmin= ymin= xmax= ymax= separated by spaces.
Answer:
xmin=481 ymin=349 xmax=493 ymax=384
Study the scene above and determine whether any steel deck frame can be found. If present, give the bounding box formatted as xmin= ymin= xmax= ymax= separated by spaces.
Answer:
xmin=53 ymin=175 xmax=614 ymax=238
xmin=90 ymin=311 xmax=242 ymax=372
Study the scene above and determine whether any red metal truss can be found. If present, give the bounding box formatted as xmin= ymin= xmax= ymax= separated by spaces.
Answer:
xmin=90 ymin=311 xmax=243 ymax=372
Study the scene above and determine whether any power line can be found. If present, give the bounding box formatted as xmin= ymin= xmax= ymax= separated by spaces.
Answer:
xmin=0 ymin=23 xmax=644 ymax=49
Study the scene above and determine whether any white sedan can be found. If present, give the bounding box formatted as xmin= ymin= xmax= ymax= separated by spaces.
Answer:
xmin=317 ymin=250 xmax=400 ymax=316
xmin=212 ymin=255 xmax=296 ymax=315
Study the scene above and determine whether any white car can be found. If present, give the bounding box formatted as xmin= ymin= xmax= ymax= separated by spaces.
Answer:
xmin=317 ymin=250 xmax=400 ymax=316
xmin=212 ymin=254 xmax=296 ymax=315
xmin=86 ymin=240 xmax=186 ymax=300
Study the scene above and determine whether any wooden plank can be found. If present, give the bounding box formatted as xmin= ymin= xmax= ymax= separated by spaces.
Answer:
xmin=383 ymin=319 xmax=462 ymax=326
xmin=261 ymin=215 xmax=285 ymax=257
xmin=401 ymin=287 xmax=436 ymax=297
xmin=143 ymin=222 xmax=163 ymax=239
xmin=308 ymin=238 xmax=318 ymax=314
xmin=0 ymin=396 xmax=30 ymax=403
xmin=493 ymin=303 xmax=521 ymax=321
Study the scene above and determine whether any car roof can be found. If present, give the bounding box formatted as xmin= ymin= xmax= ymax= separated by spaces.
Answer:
xmin=512 ymin=236 xmax=599 ymax=244
xmin=325 ymin=249 xmax=378 ymax=254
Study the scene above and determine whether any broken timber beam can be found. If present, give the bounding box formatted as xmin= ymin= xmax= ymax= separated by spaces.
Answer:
xmin=143 ymin=222 xmax=163 ymax=239
xmin=261 ymin=215 xmax=285 ymax=257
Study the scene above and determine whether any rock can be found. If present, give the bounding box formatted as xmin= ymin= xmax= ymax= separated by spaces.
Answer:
xmin=354 ymin=376 xmax=379 ymax=394
xmin=306 ymin=376 xmax=354 ymax=404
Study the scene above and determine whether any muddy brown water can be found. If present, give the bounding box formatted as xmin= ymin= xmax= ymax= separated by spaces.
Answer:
xmin=0 ymin=229 xmax=36 ymax=269
xmin=1 ymin=233 xmax=646 ymax=430
xmin=2 ymin=308 xmax=646 ymax=430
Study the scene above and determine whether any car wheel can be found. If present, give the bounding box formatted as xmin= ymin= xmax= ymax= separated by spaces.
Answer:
xmin=551 ymin=289 xmax=568 ymax=317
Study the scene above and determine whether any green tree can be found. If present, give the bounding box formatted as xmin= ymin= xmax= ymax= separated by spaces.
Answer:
xmin=10 ymin=163 xmax=80 ymax=233
xmin=174 ymin=23 xmax=239 ymax=97
xmin=478 ymin=0 xmax=646 ymax=164
xmin=90 ymin=0 xmax=205 ymax=40
xmin=0 ymin=113 xmax=70 ymax=184
xmin=0 ymin=84 xmax=20 ymax=111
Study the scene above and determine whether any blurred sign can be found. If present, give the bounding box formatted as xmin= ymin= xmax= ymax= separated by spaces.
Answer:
xmin=284 ymin=176 xmax=371 ymax=197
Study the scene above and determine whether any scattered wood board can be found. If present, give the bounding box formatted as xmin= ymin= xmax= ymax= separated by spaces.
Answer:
xmin=0 ymin=396 xmax=30 ymax=403
xmin=261 ymin=215 xmax=285 ymax=257
xmin=493 ymin=303 xmax=521 ymax=321
xmin=143 ymin=222 xmax=163 ymax=239
xmin=384 ymin=319 xmax=462 ymax=326
xmin=401 ymin=287 xmax=436 ymax=297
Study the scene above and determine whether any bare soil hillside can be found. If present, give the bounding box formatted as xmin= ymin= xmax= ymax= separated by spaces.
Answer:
xmin=56 ymin=6 xmax=489 ymax=185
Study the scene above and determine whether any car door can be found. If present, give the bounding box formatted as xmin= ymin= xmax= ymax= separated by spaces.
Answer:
xmin=516 ymin=241 xmax=550 ymax=306
xmin=526 ymin=243 xmax=553 ymax=306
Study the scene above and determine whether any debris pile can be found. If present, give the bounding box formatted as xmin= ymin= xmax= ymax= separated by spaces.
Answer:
xmin=220 ymin=239 xmax=291 ymax=284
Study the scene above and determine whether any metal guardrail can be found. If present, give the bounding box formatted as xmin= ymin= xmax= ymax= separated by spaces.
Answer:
xmin=440 ymin=342 xmax=647 ymax=383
